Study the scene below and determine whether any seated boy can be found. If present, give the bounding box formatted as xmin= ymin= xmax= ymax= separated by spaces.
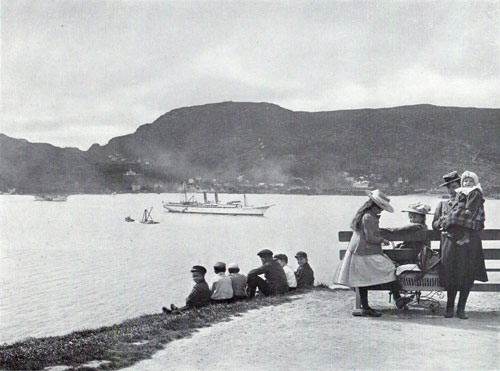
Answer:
xmin=162 ymin=265 xmax=211 ymax=314
xmin=247 ymin=249 xmax=289 ymax=298
xmin=228 ymin=262 xmax=247 ymax=301
xmin=294 ymin=251 xmax=315 ymax=289
xmin=210 ymin=262 xmax=233 ymax=304
xmin=274 ymin=254 xmax=297 ymax=290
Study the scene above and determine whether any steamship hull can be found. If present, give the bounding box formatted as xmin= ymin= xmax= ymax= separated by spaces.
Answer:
xmin=162 ymin=203 xmax=273 ymax=216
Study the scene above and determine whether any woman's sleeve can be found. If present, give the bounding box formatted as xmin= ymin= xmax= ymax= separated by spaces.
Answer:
xmin=385 ymin=224 xmax=424 ymax=234
xmin=432 ymin=202 xmax=443 ymax=230
xmin=362 ymin=214 xmax=384 ymax=244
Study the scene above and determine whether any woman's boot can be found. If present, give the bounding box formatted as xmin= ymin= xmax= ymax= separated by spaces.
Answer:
xmin=445 ymin=290 xmax=457 ymax=318
xmin=456 ymin=289 xmax=470 ymax=319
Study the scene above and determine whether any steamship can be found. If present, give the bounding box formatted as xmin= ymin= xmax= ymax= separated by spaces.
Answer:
xmin=162 ymin=188 xmax=274 ymax=216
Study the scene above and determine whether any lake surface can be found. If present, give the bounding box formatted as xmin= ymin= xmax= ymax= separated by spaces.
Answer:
xmin=1 ymin=193 xmax=499 ymax=343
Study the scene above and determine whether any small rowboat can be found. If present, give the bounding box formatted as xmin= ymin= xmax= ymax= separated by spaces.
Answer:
xmin=34 ymin=195 xmax=68 ymax=202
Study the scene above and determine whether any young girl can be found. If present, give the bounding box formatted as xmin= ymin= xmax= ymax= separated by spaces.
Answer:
xmin=382 ymin=202 xmax=432 ymax=269
xmin=388 ymin=201 xmax=431 ymax=243
xmin=333 ymin=189 xmax=411 ymax=317
xmin=445 ymin=171 xmax=485 ymax=245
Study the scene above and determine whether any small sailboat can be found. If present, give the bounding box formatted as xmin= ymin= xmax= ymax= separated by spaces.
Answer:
xmin=140 ymin=207 xmax=159 ymax=224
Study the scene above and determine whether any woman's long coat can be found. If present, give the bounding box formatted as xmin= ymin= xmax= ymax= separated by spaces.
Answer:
xmin=434 ymin=200 xmax=488 ymax=290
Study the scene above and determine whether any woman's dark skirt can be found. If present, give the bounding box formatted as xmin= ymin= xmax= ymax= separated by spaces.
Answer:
xmin=439 ymin=228 xmax=488 ymax=290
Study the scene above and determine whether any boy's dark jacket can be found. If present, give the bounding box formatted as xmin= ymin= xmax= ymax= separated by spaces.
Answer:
xmin=186 ymin=281 xmax=211 ymax=308
xmin=295 ymin=262 xmax=314 ymax=288
xmin=248 ymin=260 xmax=289 ymax=294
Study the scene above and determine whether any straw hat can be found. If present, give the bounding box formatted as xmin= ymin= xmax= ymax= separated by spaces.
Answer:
xmin=365 ymin=189 xmax=394 ymax=213
xmin=401 ymin=202 xmax=432 ymax=215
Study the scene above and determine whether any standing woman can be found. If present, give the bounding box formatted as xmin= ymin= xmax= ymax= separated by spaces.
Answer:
xmin=334 ymin=189 xmax=411 ymax=317
xmin=438 ymin=171 xmax=488 ymax=319
xmin=432 ymin=171 xmax=461 ymax=231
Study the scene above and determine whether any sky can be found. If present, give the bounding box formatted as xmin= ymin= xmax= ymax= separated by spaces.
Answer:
xmin=1 ymin=0 xmax=499 ymax=149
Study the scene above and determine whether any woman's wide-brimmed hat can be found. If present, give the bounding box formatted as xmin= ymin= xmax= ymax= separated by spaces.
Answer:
xmin=439 ymin=171 xmax=461 ymax=187
xmin=365 ymin=189 xmax=394 ymax=213
xmin=401 ymin=202 xmax=432 ymax=215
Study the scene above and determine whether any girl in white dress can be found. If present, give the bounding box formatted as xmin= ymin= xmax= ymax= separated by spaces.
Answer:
xmin=334 ymin=189 xmax=411 ymax=316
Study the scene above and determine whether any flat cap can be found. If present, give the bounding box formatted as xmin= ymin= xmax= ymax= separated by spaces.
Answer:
xmin=227 ymin=262 xmax=239 ymax=270
xmin=257 ymin=249 xmax=273 ymax=257
xmin=295 ymin=251 xmax=308 ymax=258
xmin=190 ymin=265 xmax=207 ymax=274
xmin=213 ymin=261 xmax=226 ymax=269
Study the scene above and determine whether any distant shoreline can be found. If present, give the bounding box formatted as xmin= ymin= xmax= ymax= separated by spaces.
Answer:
xmin=2 ymin=191 xmax=500 ymax=199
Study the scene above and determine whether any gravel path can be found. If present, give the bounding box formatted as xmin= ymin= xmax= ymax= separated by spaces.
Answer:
xmin=126 ymin=289 xmax=500 ymax=371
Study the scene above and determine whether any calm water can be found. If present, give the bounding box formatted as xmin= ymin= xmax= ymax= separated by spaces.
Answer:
xmin=1 ymin=193 xmax=499 ymax=343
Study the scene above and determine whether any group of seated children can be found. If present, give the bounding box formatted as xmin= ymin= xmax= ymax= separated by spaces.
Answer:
xmin=163 ymin=250 xmax=315 ymax=315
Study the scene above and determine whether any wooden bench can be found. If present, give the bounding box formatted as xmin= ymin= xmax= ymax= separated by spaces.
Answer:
xmin=338 ymin=229 xmax=500 ymax=309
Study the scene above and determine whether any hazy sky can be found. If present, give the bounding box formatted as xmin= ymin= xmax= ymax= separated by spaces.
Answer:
xmin=1 ymin=0 xmax=499 ymax=149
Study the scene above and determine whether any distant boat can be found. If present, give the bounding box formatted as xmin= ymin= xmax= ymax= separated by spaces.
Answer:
xmin=125 ymin=216 xmax=135 ymax=222
xmin=140 ymin=207 xmax=159 ymax=224
xmin=1 ymin=188 xmax=16 ymax=195
xmin=34 ymin=195 xmax=68 ymax=202
xmin=163 ymin=186 xmax=274 ymax=216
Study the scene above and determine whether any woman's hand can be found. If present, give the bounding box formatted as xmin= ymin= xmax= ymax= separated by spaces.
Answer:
xmin=441 ymin=217 xmax=450 ymax=230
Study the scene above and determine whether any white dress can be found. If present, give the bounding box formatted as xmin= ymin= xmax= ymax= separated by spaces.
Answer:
xmin=333 ymin=212 xmax=396 ymax=287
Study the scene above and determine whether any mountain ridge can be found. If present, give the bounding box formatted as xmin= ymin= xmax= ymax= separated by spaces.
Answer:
xmin=1 ymin=102 xmax=499 ymax=193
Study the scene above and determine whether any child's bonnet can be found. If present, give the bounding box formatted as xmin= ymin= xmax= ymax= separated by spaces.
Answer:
xmin=457 ymin=170 xmax=482 ymax=195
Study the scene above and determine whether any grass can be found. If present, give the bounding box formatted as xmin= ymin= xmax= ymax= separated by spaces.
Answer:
xmin=0 ymin=287 xmax=332 ymax=370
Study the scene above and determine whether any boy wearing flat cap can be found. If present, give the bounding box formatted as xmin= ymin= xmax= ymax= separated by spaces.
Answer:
xmin=247 ymin=249 xmax=288 ymax=298
xmin=295 ymin=251 xmax=315 ymax=289
xmin=162 ymin=265 xmax=211 ymax=314
xmin=228 ymin=262 xmax=247 ymax=301
xmin=210 ymin=262 xmax=233 ymax=303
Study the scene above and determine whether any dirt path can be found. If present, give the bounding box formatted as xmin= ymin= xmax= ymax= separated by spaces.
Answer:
xmin=126 ymin=289 xmax=500 ymax=370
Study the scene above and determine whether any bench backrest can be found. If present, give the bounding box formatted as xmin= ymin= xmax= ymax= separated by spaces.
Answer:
xmin=338 ymin=229 xmax=500 ymax=242
xmin=338 ymin=229 xmax=500 ymax=261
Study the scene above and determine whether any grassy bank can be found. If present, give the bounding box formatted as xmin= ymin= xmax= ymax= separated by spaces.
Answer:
xmin=0 ymin=287 xmax=332 ymax=370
